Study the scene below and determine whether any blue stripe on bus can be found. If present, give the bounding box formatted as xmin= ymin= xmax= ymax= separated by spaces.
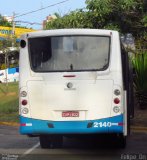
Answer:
xmin=19 ymin=114 xmax=123 ymax=134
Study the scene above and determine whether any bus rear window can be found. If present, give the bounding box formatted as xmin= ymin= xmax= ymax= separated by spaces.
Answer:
xmin=28 ymin=36 xmax=110 ymax=72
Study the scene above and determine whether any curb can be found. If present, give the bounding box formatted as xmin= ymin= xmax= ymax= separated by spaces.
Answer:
xmin=0 ymin=121 xmax=19 ymax=127
xmin=0 ymin=122 xmax=147 ymax=133
xmin=130 ymin=126 xmax=147 ymax=133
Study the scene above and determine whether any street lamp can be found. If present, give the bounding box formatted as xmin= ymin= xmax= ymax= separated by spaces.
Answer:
xmin=11 ymin=57 xmax=15 ymax=65
xmin=125 ymin=33 xmax=135 ymax=48
xmin=121 ymin=33 xmax=135 ymax=57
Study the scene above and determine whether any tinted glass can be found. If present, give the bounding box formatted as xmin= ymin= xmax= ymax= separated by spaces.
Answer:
xmin=28 ymin=36 xmax=110 ymax=72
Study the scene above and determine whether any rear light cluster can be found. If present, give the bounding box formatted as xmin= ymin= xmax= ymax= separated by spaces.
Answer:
xmin=20 ymin=91 xmax=28 ymax=106
xmin=20 ymin=90 xmax=29 ymax=114
xmin=113 ymin=89 xmax=121 ymax=113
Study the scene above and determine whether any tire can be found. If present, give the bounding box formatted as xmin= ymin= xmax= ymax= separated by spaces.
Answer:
xmin=39 ymin=135 xmax=63 ymax=149
xmin=117 ymin=134 xmax=126 ymax=148
xmin=50 ymin=135 xmax=63 ymax=148
xmin=39 ymin=135 xmax=51 ymax=148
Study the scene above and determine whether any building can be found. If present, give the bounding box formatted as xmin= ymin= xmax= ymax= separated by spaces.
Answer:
xmin=42 ymin=15 xmax=57 ymax=29
xmin=0 ymin=26 xmax=36 ymax=42
xmin=0 ymin=67 xmax=19 ymax=83
xmin=3 ymin=15 xmax=13 ymax=23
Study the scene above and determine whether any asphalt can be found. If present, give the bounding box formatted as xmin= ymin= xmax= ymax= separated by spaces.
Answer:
xmin=0 ymin=104 xmax=147 ymax=133
xmin=130 ymin=103 xmax=147 ymax=133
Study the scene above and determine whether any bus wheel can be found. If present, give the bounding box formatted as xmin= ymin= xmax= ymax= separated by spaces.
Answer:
xmin=117 ymin=134 xmax=126 ymax=148
xmin=39 ymin=135 xmax=51 ymax=148
xmin=50 ymin=135 xmax=63 ymax=148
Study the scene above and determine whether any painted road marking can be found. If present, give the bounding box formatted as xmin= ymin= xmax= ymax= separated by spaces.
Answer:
xmin=22 ymin=142 xmax=40 ymax=157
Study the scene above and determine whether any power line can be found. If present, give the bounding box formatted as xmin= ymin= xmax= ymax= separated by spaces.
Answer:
xmin=15 ymin=20 xmax=42 ymax=25
xmin=15 ymin=0 xmax=70 ymax=18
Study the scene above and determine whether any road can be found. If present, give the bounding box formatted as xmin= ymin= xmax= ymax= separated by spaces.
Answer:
xmin=0 ymin=125 xmax=147 ymax=160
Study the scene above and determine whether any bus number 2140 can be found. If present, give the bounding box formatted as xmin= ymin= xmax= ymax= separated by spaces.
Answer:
xmin=93 ymin=122 xmax=112 ymax=128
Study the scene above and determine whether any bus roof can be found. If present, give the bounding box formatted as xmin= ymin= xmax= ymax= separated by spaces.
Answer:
xmin=20 ymin=29 xmax=118 ymax=39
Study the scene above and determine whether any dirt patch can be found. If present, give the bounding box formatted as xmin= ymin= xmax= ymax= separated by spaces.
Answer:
xmin=6 ymin=92 xmax=17 ymax=96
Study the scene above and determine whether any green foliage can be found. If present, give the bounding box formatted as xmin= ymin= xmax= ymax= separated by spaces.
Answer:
xmin=132 ymin=52 xmax=147 ymax=92
xmin=142 ymin=14 xmax=147 ymax=27
xmin=0 ymin=63 xmax=7 ymax=70
xmin=46 ymin=9 xmax=92 ymax=29
xmin=104 ymin=23 xmax=120 ymax=32
xmin=0 ymin=82 xmax=18 ymax=113
xmin=119 ymin=0 xmax=139 ymax=11
xmin=85 ymin=0 xmax=146 ymax=34
xmin=0 ymin=39 xmax=12 ymax=50
xmin=0 ymin=14 xmax=12 ymax=27
xmin=45 ymin=0 xmax=147 ymax=49
xmin=0 ymin=36 xmax=19 ymax=70
xmin=0 ymin=82 xmax=19 ymax=122
xmin=135 ymin=32 xmax=147 ymax=49
xmin=132 ymin=51 xmax=147 ymax=107
xmin=86 ymin=0 xmax=113 ymax=19
xmin=0 ymin=97 xmax=18 ymax=113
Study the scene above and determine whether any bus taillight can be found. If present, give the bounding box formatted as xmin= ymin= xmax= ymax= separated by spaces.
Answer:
xmin=114 ymin=98 xmax=120 ymax=104
xmin=20 ymin=123 xmax=32 ymax=126
xmin=22 ymin=100 xmax=28 ymax=106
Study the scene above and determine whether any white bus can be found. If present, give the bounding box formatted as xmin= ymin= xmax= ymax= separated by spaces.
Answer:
xmin=19 ymin=29 xmax=133 ymax=148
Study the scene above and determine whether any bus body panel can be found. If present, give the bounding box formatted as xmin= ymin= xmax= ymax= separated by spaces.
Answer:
xmin=19 ymin=29 xmax=127 ymax=137
xmin=26 ymin=79 xmax=113 ymax=121
xmin=20 ymin=114 xmax=123 ymax=134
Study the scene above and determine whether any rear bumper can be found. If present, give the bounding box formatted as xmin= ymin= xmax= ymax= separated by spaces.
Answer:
xmin=19 ymin=114 xmax=124 ymax=135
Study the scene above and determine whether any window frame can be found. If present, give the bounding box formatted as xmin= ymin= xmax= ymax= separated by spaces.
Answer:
xmin=28 ymin=35 xmax=111 ymax=73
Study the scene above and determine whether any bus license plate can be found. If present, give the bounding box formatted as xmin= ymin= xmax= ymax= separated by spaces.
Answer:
xmin=62 ymin=111 xmax=79 ymax=117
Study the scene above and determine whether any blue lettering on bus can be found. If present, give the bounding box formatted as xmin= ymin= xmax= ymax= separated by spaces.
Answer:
xmin=0 ymin=29 xmax=12 ymax=35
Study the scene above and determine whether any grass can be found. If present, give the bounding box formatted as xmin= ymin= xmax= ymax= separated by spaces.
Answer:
xmin=0 ymin=82 xmax=19 ymax=122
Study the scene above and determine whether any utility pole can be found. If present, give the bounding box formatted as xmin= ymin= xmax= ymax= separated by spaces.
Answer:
xmin=4 ymin=12 xmax=15 ymax=92
xmin=12 ymin=12 xmax=15 ymax=48
xmin=4 ymin=48 xmax=8 ymax=92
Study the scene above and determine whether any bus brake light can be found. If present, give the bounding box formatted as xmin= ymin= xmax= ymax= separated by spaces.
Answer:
xmin=114 ymin=98 xmax=120 ymax=104
xmin=20 ymin=123 xmax=32 ymax=126
xmin=22 ymin=100 xmax=28 ymax=106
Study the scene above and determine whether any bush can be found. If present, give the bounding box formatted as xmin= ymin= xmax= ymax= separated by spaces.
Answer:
xmin=132 ymin=51 xmax=147 ymax=109
xmin=0 ymin=63 xmax=7 ymax=70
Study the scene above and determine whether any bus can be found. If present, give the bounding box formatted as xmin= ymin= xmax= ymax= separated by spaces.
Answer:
xmin=19 ymin=29 xmax=133 ymax=148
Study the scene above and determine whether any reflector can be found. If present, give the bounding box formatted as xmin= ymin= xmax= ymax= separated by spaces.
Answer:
xmin=22 ymin=100 xmax=28 ymax=105
xmin=114 ymin=98 xmax=120 ymax=104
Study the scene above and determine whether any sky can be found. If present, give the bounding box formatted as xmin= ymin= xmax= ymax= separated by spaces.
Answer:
xmin=0 ymin=0 xmax=86 ymax=30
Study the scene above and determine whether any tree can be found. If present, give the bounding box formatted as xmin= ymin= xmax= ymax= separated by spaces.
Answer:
xmin=85 ymin=0 xmax=146 ymax=35
xmin=0 ymin=14 xmax=12 ymax=27
xmin=0 ymin=14 xmax=20 ymax=69
xmin=45 ymin=0 xmax=147 ymax=48
xmin=46 ymin=9 xmax=92 ymax=29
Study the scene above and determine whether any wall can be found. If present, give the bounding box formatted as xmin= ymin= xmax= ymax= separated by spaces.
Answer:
xmin=0 ymin=67 xmax=19 ymax=83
